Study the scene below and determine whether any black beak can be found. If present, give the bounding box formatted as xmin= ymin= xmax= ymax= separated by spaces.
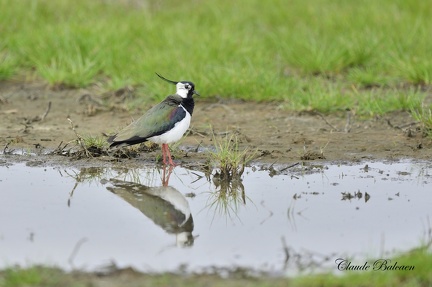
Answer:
xmin=155 ymin=72 xmax=178 ymax=85
xmin=193 ymin=90 xmax=201 ymax=97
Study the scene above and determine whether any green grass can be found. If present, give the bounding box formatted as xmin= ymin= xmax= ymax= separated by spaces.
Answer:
xmin=0 ymin=0 xmax=431 ymax=115
xmin=411 ymin=104 xmax=432 ymax=137
xmin=1 ymin=246 xmax=431 ymax=287
xmin=209 ymin=132 xmax=255 ymax=181
xmin=0 ymin=50 xmax=17 ymax=80
xmin=292 ymin=246 xmax=432 ymax=287
xmin=77 ymin=134 xmax=106 ymax=149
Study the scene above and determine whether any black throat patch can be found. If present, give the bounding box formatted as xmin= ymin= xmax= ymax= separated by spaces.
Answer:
xmin=181 ymin=97 xmax=195 ymax=115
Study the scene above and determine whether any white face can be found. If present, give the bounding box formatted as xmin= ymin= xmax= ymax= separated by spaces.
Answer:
xmin=176 ymin=231 xmax=192 ymax=247
xmin=176 ymin=82 xmax=191 ymax=98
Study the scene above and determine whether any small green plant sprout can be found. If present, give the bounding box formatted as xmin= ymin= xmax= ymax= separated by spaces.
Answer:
xmin=67 ymin=118 xmax=108 ymax=158
xmin=82 ymin=135 xmax=107 ymax=150
xmin=300 ymin=141 xmax=328 ymax=160
xmin=209 ymin=131 xmax=256 ymax=182
xmin=411 ymin=104 xmax=432 ymax=138
xmin=77 ymin=134 xmax=109 ymax=158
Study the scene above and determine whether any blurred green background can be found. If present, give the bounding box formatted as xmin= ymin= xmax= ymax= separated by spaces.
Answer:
xmin=1 ymin=0 xmax=431 ymax=114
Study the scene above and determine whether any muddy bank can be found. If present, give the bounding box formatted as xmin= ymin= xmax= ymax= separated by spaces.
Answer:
xmin=1 ymin=82 xmax=431 ymax=163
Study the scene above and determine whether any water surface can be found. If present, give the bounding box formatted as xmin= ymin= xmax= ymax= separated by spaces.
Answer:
xmin=0 ymin=159 xmax=431 ymax=275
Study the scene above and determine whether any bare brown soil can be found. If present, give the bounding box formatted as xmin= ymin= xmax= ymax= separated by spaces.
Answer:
xmin=1 ymin=81 xmax=431 ymax=163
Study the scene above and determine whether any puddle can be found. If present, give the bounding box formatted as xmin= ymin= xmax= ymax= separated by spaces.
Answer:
xmin=0 ymin=159 xmax=431 ymax=275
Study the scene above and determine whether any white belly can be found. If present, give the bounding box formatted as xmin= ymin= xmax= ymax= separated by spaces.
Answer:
xmin=148 ymin=112 xmax=191 ymax=144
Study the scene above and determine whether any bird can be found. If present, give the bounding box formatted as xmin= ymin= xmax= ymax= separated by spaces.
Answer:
xmin=108 ymin=73 xmax=200 ymax=166
xmin=107 ymin=178 xmax=195 ymax=247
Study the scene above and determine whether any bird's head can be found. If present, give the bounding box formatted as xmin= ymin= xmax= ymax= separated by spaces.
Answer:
xmin=156 ymin=72 xmax=200 ymax=99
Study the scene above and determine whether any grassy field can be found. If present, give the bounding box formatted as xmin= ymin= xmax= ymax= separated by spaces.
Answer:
xmin=1 ymin=245 xmax=431 ymax=287
xmin=0 ymin=0 xmax=431 ymax=117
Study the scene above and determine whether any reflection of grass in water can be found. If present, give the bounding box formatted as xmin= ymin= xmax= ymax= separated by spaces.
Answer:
xmin=64 ymin=166 xmax=161 ymax=207
xmin=206 ymin=179 xmax=247 ymax=222
xmin=287 ymin=200 xmax=298 ymax=231
xmin=65 ymin=165 xmax=161 ymax=187
xmin=286 ymin=199 xmax=309 ymax=232
xmin=63 ymin=167 xmax=109 ymax=206
xmin=63 ymin=167 xmax=108 ymax=186
xmin=205 ymin=132 xmax=256 ymax=221
xmin=112 ymin=167 xmax=143 ymax=185
xmin=111 ymin=166 xmax=165 ymax=187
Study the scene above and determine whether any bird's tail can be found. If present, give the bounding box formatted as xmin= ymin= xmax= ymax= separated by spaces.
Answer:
xmin=107 ymin=134 xmax=148 ymax=148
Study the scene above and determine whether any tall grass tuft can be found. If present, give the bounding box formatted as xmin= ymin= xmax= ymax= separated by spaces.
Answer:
xmin=209 ymin=132 xmax=255 ymax=182
xmin=411 ymin=105 xmax=432 ymax=138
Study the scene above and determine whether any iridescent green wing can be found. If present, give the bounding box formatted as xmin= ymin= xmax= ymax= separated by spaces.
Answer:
xmin=112 ymin=95 xmax=184 ymax=142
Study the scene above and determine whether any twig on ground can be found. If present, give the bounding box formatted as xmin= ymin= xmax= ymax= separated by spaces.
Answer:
xmin=344 ymin=110 xmax=352 ymax=133
xmin=31 ymin=101 xmax=52 ymax=122
xmin=279 ymin=162 xmax=300 ymax=172
xmin=3 ymin=141 xmax=15 ymax=154
xmin=314 ymin=112 xmax=339 ymax=131
xmin=188 ymin=128 xmax=207 ymax=138
xmin=54 ymin=141 xmax=65 ymax=153
xmin=387 ymin=119 xmax=419 ymax=130
xmin=52 ymin=141 xmax=73 ymax=155
xmin=40 ymin=101 xmax=52 ymax=121
xmin=68 ymin=118 xmax=92 ymax=158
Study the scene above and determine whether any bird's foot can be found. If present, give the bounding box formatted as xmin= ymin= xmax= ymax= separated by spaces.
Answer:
xmin=162 ymin=156 xmax=176 ymax=166
xmin=166 ymin=158 xmax=177 ymax=167
xmin=162 ymin=143 xmax=177 ymax=167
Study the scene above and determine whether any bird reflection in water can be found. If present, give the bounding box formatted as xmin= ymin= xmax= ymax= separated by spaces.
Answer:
xmin=106 ymin=166 xmax=194 ymax=247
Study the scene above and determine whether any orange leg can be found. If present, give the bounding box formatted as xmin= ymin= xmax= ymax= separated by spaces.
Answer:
xmin=165 ymin=145 xmax=176 ymax=166
xmin=161 ymin=144 xmax=167 ymax=165
xmin=162 ymin=164 xmax=174 ymax=186
xmin=161 ymin=143 xmax=176 ymax=166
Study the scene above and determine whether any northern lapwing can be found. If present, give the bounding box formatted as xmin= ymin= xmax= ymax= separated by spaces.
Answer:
xmin=107 ymin=179 xmax=195 ymax=247
xmin=108 ymin=73 xmax=200 ymax=166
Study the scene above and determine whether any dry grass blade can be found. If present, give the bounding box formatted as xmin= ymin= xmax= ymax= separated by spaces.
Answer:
xmin=68 ymin=118 xmax=92 ymax=158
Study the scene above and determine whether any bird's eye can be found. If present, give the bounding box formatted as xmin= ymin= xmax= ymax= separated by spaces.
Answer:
xmin=185 ymin=85 xmax=191 ymax=90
